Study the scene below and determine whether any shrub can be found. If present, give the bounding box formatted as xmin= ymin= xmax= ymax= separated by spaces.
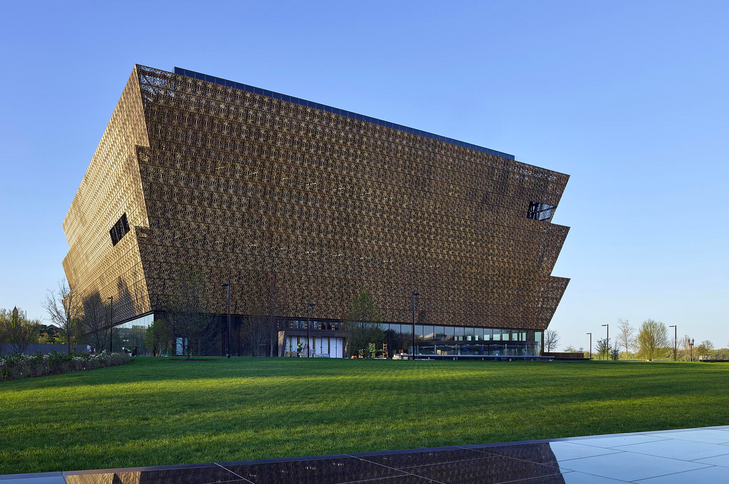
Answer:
xmin=0 ymin=351 xmax=131 ymax=382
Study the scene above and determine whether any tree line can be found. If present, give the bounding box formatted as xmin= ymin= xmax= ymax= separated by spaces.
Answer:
xmin=545 ymin=318 xmax=725 ymax=361
xmin=0 ymin=280 xmax=111 ymax=355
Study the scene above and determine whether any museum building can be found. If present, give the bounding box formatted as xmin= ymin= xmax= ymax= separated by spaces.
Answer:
xmin=62 ymin=65 xmax=570 ymax=357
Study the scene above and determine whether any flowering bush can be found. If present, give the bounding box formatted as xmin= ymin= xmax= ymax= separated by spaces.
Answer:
xmin=0 ymin=351 xmax=131 ymax=382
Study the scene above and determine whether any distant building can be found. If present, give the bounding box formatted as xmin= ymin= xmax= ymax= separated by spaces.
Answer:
xmin=63 ymin=65 xmax=569 ymax=357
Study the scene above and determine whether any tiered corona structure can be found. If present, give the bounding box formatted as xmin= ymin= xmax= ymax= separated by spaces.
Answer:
xmin=63 ymin=65 xmax=570 ymax=357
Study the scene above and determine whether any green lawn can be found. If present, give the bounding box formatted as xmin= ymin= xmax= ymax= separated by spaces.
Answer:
xmin=2 ymin=357 xmax=728 ymax=475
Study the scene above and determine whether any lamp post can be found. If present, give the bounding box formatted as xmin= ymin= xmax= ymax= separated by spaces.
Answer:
xmin=586 ymin=332 xmax=592 ymax=360
xmin=411 ymin=292 xmax=420 ymax=360
xmin=108 ymin=296 xmax=113 ymax=353
xmin=221 ymin=282 xmax=231 ymax=358
xmin=669 ymin=325 xmax=677 ymax=361
xmin=601 ymin=324 xmax=609 ymax=360
xmin=689 ymin=338 xmax=695 ymax=362
xmin=307 ymin=303 xmax=316 ymax=358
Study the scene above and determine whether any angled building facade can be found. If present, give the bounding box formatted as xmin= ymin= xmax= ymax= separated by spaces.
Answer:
xmin=63 ymin=65 xmax=569 ymax=357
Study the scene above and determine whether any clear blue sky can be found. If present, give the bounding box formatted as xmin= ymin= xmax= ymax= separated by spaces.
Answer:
xmin=1 ymin=1 xmax=727 ymax=350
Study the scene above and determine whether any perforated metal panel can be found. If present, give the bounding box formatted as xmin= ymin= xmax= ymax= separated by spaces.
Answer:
xmin=63 ymin=65 xmax=570 ymax=330
xmin=63 ymin=67 xmax=151 ymax=325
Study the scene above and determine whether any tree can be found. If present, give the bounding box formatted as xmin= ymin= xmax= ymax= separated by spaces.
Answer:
xmin=145 ymin=319 xmax=171 ymax=356
xmin=615 ymin=318 xmax=635 ymax=359
xmin=37 ymin=324 xmax=61 ymax=344
xmin=637 ymin=319 xmax=669 ymax=361
xmin=715 ymin=347 xmax=729 ymax=361
xmin=244 ymin=272 xmax=284 ymax=357
xmin=164 ymin=266 xmax=217 ymax=359
xmin=564 ymin=345 xmax=577 ymax=353
xmin=0 ymin=311 xmax=6 ymax=346
xmin=344 ymin=290 xmax=384 ymax=357
xmin=697 ymin=340 xmax=715 ymax=360
xmin=544 ymin=329 xmax=560 ymax=352
xmin=1 ymin=307 xmax=40 ymax=354
xmin=679 ymin=335 xmax=694 ymax=361
xmin=595 ymin=338 xmax=610 ymax=360
xmin=43 ymin=279 xmax=82 ymax=354
xmin=245 ymin=313 xmax=272 ymax=357
xmin=81 ymin=292 xmax=109 ymax=352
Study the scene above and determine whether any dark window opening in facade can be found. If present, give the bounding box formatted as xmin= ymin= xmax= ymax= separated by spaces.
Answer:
xmin=527 ymin=201 xmax=556 ymax=222
xmin=110 ymin=213 xmax=130 ymax=246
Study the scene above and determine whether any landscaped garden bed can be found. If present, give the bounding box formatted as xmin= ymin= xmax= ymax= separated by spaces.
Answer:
xmin=0 ymin=351 xmax=130 ymax=381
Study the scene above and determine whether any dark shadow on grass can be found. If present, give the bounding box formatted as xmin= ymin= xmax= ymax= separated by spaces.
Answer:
xmin=1 ymin=358 xmax=723 ymax=396
xmin=169 ymin=358 xmax=216 ymax=362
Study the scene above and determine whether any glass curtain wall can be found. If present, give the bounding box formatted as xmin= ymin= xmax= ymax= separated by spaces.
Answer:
xmin=114 ymin=313 xmax=154 ymax=356
xmin=113 ymin=315 xmax=544 ymax=358
xmin=383 ymin=324 xmax=543 ymax=357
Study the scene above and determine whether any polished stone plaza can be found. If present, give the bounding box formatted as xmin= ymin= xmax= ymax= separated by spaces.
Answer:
xmin=4 ymin=426 xmax=729 ymax=483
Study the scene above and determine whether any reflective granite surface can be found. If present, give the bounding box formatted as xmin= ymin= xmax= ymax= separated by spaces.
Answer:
xmin=3 ymin=426 xmax=729 ymax=483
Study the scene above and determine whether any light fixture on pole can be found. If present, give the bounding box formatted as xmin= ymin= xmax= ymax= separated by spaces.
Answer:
xmin=221 ymin=282 xmax=231 ymax=358
xmin=108 ymin=296 xmax=113 ymax=353
xmin=669 ymin=325 xmax=677 ymax=361
xmin=689 ymin=338 xmax=695 ymax=362
xmin=411 ymin=292 xmax=420 ymax=360
xmin=586 ymin=332 xmax=592 ymax=360
xmin=307 ymin=303 xmax=316 ymax=358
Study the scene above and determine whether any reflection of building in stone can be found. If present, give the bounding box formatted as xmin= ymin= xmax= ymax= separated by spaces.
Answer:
xmin=65 ymin=471 xmax=140 ymax=484
xmin=63 ymin=65 xmax=569 ymax=358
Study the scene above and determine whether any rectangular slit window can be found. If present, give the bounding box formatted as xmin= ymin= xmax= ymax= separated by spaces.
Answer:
xmin=110 ymin=213 xmax=130 ymax=246
xmin=527 ymin=201 xmax=556 ymax=222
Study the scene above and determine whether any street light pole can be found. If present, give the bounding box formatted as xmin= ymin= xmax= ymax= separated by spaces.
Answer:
xmin=108 ymin=296 xmax=113 ymax=353
xmin=222 ymin=282 xmax=231 ymax=358
xmin=669 ymin=325 xmax=677 ymax=361
xmin=689 ymin=338 xmax=695 ymax=362
xmin=586 ymin=332 xmax=592 ymax=360
xmin=601 ymin=324 xmax=609 ymax=359
xmin=411 ymin=292 xmax=420 ymax=360
xmin=307 ymin=303 xmax=316 ymax=358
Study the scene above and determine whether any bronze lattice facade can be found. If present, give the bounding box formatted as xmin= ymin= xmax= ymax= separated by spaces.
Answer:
xmin=63 ymin=65 xmax=569 ymax=354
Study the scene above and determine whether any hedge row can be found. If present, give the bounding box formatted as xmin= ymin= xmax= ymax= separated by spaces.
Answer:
xmin=0 ymin=352 xmax=131 ymax=381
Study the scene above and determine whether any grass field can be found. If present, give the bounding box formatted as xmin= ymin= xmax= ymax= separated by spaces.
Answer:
xmin=2 ymin=357 xmax=728 ymax=475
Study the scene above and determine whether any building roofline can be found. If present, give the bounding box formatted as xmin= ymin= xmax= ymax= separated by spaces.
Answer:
xmin=172 ymin=66 xmax=515 ymax=161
